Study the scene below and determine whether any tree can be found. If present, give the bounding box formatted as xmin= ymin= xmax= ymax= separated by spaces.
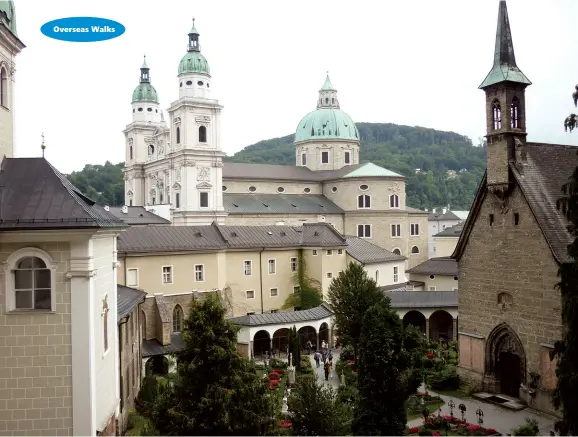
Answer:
xmin=288 ymin=325 xmax=301 ymax=370
xmin=553 ymin=84 xmax=578 ymax=435
xmin=287 ymin=379 xmax=353 ymax=436
xmin=283 ymin=250 xmax=323 ymax=310
xmin=352 ymin=299 xmax=408 ymax=436
xmin=327 ymin=262 xmax=386 ymax=358
xmin=142 ymin=293 xmax=276 ymax=435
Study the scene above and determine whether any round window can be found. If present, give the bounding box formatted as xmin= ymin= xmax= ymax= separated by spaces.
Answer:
xmin=331 ymin=186 xmax=338 ymax=193
xmin=197 ymin=81 xmax=204 ymax=86
xmin=359 ymin=184 xmax=369 ymax=190
xmin=222 ymin=186 xmax=227 ymax=192
xmin=304 ymin=187 xmax=311 ymax=193
xmin=454 ymin=276 xmax=458 ymax=281
xmin=186 ymin=80 xmax=193 ymax=86
xmin=277 ymin=187 xmax=285 ymax=193
xmin=138 ymin=108 xmax=143 ymax=112
xmin=429 ymin=275 xmax=435 ymax=280
xmin=147 ymin=108 xmax=152 ymax=112
xmin=248 ymin=186 xmax=256 ymax=192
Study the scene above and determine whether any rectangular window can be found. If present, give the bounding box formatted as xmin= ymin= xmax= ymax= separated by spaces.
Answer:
xmin=271 ymin=309 xmax=279 ymax=313
xmin=326 ymin=250 xmax=333 ymax=256
xmin=127 ymin=268 xmax=138 ymax=287
xmin=246 ymin=290 xmax=255 ymax=299
xmin=175 ymin=193 xmax=180 ymax=208
xmin=268 ymin=259 xmax=276 ymax=274
xmin=358 ymin=194 xmax=371 ymax=208
xmin=129 ymin=199 xmax=133 ymax=206
xmin=270 ymin=288 xmax=278 ymax=297
xmin=410 ymin=223 xmax=419 ymax=236
xmin=290 ymin=257 xmax=297 ymax=272
xmin=321 ymin=151 xmax=329 ymax=164
xmin=194 ymin=264 xmax=204 ymax=281
xmin=337 ymin=249 xmax=343 ymax=255
xmin=393 ymin=266 xmax=399 ymax=283
xmin=326 ymin=272 xmax=333 ymax=279
xmin=199 ymin=192 xmax=209 ymax=208
xmin=301 ymin=153 xmax=307 ymax=166
xmin=357 ymin=224 xmax=371 ymax=238
xmin=344 ymin=151 xmax=351 ymax=164
xmin=160 ymin=193 xmax=164 ymax=204
xmin=391 ymin=224 xmax=401 ymax=237
xmin=312 ymin=249 xmax=318 ymax=256
xmin=244 ymin=260 xmax=252 ymax=276
xmin=293 ymin=286 xmax=300 ymax=294
xmin=162 ymin=266 xmax=173 ymax=284
xmin=429 ymin=286 xmax=436 ymax=291
xmin=152 ymin=197 xmax=156 ymax=205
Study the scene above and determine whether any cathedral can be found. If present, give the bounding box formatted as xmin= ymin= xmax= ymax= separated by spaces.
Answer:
xmin=122 ymin=21 xmax=429 ymax=267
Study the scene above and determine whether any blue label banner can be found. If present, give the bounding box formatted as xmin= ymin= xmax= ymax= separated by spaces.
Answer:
xmin=41 ymin=17 xmax=125 ymax=42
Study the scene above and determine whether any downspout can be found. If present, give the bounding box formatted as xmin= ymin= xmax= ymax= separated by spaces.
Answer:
xmin=260 ymin=248 xmax=265 ymax=314
xmin=122 ymin=253 xmax=127 ymax=286
xmin=118 ymin=315 xmax=130 ymax=416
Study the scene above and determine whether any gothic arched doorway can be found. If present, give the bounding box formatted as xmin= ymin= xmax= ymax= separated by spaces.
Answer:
xmin=485 ymin=323 xmax=526 ymax=398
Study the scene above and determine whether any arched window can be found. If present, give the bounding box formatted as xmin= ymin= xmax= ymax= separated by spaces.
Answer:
xmin=492 ymin=100 xmax=502 ymax=130
xmin=148 ymin=144 xmax=154 ymax=155
xmin=199 ymin=125 xmax=207 ymax=143
xmin=411 ymin=246 xmax=420 ymax=254
xmin=375 ymin=270 xmax=379 ymax=282
xmin=392 ymin=248 xmax=401 ymax=256
xmin=0 ymin=67 xmax=6 ymax=107
xmin=102 ymin=295 xmax=109 ymax=353
xmin=358 ymin=194 xmax=371 ymax=209
xmin=141 ymin=310 xmax=147 ymax=340
xmin=129 ymin=146 xmax=133 ymax=160
xmin=176 ymin=126 xmax=181 ymax=144
xmin=173 ymin=305 xmax=184 ymax=333
xmin=389 ymin=194 xmax=399 ymax=209
xmin=11 ymin=254 xmax=52 ymax=310
xmin=511 ymin=97 xmax=520 ymax=129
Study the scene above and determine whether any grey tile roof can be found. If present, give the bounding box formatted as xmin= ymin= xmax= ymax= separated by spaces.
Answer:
xmin=407 ymin=207 xmax=428 ymax=214
xmin=406 ymin=257 xmax=458 ymax=276
xmin=117 ymin=285 xmax=146 ymax=320
xmin=223 ymin=193 xmax=343 ymax=214
xmin=118 ymin=222 xmax=347 ymax=253
xmin=345 ymin=236 xmax=406 ymax=264
xmin=0 ymin=158 xmax=127 ymax=231
xmin=454 ymin=143 xmax=578 ymax=264
xmin=434 ymin=222 xmax=464 ymax=237
xmin=107 ymin=206 xmax=171 ymax=225
xmin=228 ymin=304 xmax=333 ymax=327
xmin=428 ymin=210 xmax=462 ymax=221
xmin=142 ymin=333 xmax=185 ymax=357
xmin=386 ymin=290 xmax=458 ymax=308
xmin=379 ymin=280 xmax=425 ymax=292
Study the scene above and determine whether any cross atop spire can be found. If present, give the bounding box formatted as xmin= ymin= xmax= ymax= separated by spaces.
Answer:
xmin=41 ymin=132 xmax=46 ymax=158
xmin=188 ymin=17 xmax=201 ymax=52
xmin=479 ymin=0 xmax=531 ymax=89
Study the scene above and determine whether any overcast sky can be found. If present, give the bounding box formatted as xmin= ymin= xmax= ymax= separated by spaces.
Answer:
xmin=12 ymin=0 xmax=578 ymax=173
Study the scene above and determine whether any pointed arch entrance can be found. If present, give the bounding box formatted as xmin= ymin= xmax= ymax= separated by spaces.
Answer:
xmin=485 ymin=323 xmax=526 ymax=398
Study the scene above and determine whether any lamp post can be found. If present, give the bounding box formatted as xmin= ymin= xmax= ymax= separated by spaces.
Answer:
xmin=459 ymin=403 xmax=467 ymax=423
xmin=476 ymin=408 xmax=484 ymax=426
xmin=448 ymin=399 xmax=455 ymax=420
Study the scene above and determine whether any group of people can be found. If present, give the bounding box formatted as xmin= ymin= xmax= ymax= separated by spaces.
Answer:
xmin=313 ymin=340 xmax=334 ymax=381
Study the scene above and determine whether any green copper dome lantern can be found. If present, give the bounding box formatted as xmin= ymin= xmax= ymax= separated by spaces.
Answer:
xmin=178 ymin=19 xmax=211 ymax=76
xmin=132 ymin=55 xmax=159 ymax=104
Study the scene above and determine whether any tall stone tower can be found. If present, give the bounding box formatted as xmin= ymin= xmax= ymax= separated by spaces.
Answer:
xmin=479 ymin=0 xmax=531 ymax=199
xmin=122 ymin=57 xmax=166 ymax=206
xmin=0 ymin=0 xmax=25 ymax=159
xmin=294 ymin=74 xmax=360 ymax=171
xmin=167 ymin=20 xmax=227 ymax=225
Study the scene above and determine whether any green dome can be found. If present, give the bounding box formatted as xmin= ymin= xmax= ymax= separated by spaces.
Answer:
xmin=132 ymin=83 xmax=158 ymax=104
xmin=0 ymin=1 xmax=16 ymax=36
xmin=294 ymin=108 xmax=359 ymax=143
xmin=178 ymin=52 xmax=210 ymax=75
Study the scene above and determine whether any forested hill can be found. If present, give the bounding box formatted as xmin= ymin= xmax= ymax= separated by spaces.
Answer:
xmin=66 ymin=123 xmax=486 ymax=209
xmin=226 ymin=122 xmax=486 ymax=210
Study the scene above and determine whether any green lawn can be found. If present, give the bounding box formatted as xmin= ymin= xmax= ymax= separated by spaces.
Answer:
xmin=406 ymin=400 xmax=445 ymax=421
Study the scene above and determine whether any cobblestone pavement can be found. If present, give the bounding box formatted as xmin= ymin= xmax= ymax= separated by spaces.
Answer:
xmin=406 ymin=386 xmax=557 ymax=435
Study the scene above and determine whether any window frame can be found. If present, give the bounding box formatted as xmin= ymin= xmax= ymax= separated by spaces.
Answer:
xmin=321 ymin=151 xmax=329 ymax=164
xmin=393 ymin=266 xmax=399 ymax=283
xmin=4 ymin=247 xmax=57 ymax=313
xmin=127 ymin=268 xmax=139 ymax=288
xmin=326 ymin=272 xmax=333 ymax=279
xmin=246 ymin=290 xmax=256 ymax=299
xmin=312 ymin=249 xmax=318 ymax=256
xmin=357 ymin=224 xmax=372 ymax=239
xmin=301 ymin=153 xmax=307 ymax=166
xmin=337 ymin=249 xmax=343 ymax=255
xmin=270 ymin=287 xmax=279 ymax=297
xmin=268 ymin=259 xmax=276 ymax=275
xmin=391 ymin=223 xmax=401 ymax=238
xmin=389 ymin=194 xmax=400 ymax=209
xmin=410 ymin=223 xmax=420 ymax=236
xmin=290 ymin=257 xmax=297 ymax=272
xmin=357 ymin=194 xmax=371 ymax=209
xmin=161 ymin=265 xmax=173 ymax=284
xmin=344 ymin=150 xmax=351 ymax=165
xmin=172 ymin=305 xmax=184 ymax=333
xmin=326 ymin=250 xmax=333 ymax=256
xmin=199 ymin=191 xmax=209 ymax=208
xmin=411 ymin=246 xmax=420 ymax=254
xmin=244 ymin=260 xmax=252 ymax=276
xmin=194 ymin=264 xmax=205 ymax=282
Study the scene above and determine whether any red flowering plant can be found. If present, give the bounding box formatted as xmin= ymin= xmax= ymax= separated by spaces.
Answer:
xmin=268 ymin=372 xmax=280 ymax=380
xmin=484 ymin=428 xmax=498 ymax=435
xmin=279 ymin=419 xmax=292 ymax=428
xmin=426 ymin=353 xmax=435 ymax=359
xmin=432 ymin=432 xmax=441 ymax=436
xmin=408 ymin=426 xmax=420 ymax=434
xmin=274 ymin=369 xmax=285 ymax=375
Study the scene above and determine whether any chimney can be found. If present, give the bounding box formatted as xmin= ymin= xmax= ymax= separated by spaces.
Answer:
xmin=121 ymin=205 xmax=128 ymax=214
xmin=442 ymin=207 xmax=447 ymax=214
xmin=424 ymin=208 xmax=428 ymax=212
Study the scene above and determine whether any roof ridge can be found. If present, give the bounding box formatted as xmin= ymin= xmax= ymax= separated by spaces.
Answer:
xmin=213 ymin=222 xmax=230 ymax=247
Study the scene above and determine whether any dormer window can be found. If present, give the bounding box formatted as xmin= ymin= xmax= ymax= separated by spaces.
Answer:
xmin=492 ymin=100 xmax=502 ymax=130
xmin=511 ymin=97 xmax=520 ymax=129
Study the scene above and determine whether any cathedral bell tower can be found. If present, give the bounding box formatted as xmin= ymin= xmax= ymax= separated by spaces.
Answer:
xmin=479 ymin=0 xmax=531 ymax=199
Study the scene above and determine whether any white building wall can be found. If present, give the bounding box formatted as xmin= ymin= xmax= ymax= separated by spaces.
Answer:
xmin=364 ymin=260 xmax=407 ymax=287
xmin=428 ymin=218 xmax=462 ymax=259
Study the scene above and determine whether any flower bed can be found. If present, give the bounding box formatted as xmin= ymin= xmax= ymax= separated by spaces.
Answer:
xmin=406 ymin=414 xmax=501 ymax=436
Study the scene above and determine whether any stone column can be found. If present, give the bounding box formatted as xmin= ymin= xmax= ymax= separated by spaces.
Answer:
xmin=270 ymin=338 xmax=273 ymax=354
xmin=142 ymin=357 xmax=150 ymax=377
xmin=329 ymin=328 xmax=333 ymax=348
xmin=452 ymin=318 xmax=458 ymax=341
xmin=425 ymin=318 xmax=430 ymax=340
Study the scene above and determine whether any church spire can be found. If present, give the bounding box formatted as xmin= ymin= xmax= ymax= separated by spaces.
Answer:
xmin=139 ymin=55 xmax=150 ymax=83
xmin=479 ymin=0 xmax=531 ymax=89
xmin=317 ymin=72 xmax=339 ymax=109
xmin=187 ymin=18 xmax=201 ymax=52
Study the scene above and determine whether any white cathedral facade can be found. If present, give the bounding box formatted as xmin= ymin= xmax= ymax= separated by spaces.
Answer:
xmin=122 ymin=22 xmax=430 ymax=267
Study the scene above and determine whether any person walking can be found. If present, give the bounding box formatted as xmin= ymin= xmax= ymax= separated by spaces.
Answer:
xmin=328 ymin=349 xmax=333 ymax=361
xmin=324 ymin=359 xmax=330 ymax=381
xmin=328 ymin=359 xmax=333 ymax=379
xmin=307 ymin=340 xmax=313 ymax=355
xmin=314 ymin=350 xmax=320 ymax=368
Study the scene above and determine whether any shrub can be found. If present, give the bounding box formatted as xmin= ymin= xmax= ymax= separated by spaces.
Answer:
xmin=512 ymin=418 xmax=539 ymax=436
xmin=269 ymin=372 xmax=281 ymax=380
xmin=270 ymin=358 xmax=288 ymax=369
xmin=418 ymin=427 xmax=433 ymax=436
xmin=429 ymin=365 xmax=460 ymax=391
xmin=339 ymin=345 xmax=355 ymax=361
